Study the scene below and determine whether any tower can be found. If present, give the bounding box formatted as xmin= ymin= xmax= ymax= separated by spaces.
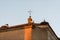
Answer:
xmin=24 ymin=10 xmax=32 ymax=40
xmin=28 ymin=16 xmax=32 ymax=24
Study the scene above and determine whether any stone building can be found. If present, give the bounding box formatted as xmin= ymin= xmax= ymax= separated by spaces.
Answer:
xmin=0 ymin=16 xmax=59 ymax=40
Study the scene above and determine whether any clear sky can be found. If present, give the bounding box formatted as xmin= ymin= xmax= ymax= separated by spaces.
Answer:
xmin=0 ymin=0 xmax=60 ymax=37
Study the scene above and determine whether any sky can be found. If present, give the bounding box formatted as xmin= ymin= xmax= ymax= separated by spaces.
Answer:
xmin=0 ymin=0 xmax=60 ymax=37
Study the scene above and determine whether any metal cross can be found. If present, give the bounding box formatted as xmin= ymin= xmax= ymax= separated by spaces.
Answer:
xmin=28 ymin=10 xmax=32 ymax=16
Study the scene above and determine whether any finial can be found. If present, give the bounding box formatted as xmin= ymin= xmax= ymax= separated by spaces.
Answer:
xmin=44 ymin=19 xmax=46 ymax=22
xmin=28 ymin=10 xmax=32 ymax=17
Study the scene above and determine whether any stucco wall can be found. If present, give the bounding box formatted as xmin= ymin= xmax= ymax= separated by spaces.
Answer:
xmin=0 ymin=29 xmax=24 ymax=40
xmin=47 ymin=30 xmax=58 ymax=40
xmin=32 ymin=27 xmax=48 ymax=40
xmin=0 ymin=25 xmax=58 ymax=40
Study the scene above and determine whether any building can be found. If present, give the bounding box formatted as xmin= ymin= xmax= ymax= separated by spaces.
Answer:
xmin=0 ymin=16 xmax=59 ymax=40
xmin=58 ymin=38 xmax=60 ymax=40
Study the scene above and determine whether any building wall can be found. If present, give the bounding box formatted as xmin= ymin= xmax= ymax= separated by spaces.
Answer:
xmin=47 ymin=30 xmax=58 ymax=40
xmin=24 ymin=25 xmax=32 ymax=40
xmin=32 ymin=27 xmax=48 ymax=40
xmin=0 ymin=25 xmax=58 ymax=40
xmin=0 ymin=29 xmax=24 ymax=40
xmin=32 ymin=25 xmax=58 ymax=40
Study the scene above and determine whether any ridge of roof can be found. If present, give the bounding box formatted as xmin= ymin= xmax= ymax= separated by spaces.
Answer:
xmin=0 ymin=21 xmax=49 ymax=30
xmin=0 ymin=22 xmax=49 ymax=33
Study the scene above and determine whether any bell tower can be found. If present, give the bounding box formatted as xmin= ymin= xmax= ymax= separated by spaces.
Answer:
xmin=24 ymin=10 xmax=32 ymax=40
